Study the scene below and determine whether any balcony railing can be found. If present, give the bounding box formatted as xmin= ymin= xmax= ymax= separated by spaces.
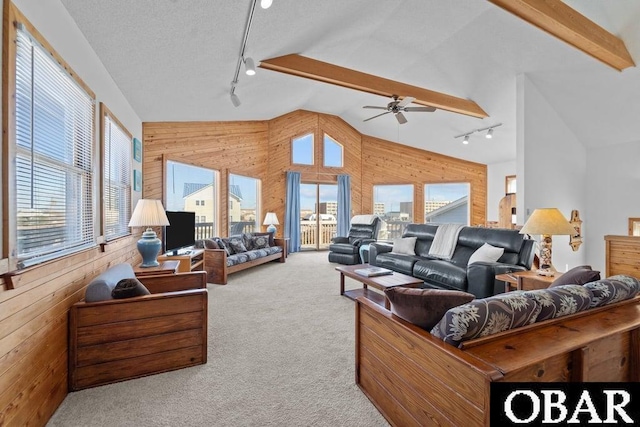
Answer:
xmin=194 ymin=219 xmax=411 ymax=248
xmin=299 ymin=219 xmax=410 ymax=249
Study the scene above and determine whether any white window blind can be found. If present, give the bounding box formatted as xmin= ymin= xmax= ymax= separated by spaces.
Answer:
xmin=15 ymin=28 xmax=95 ymax=268
xmin=103 ymin=114 xmax=131 ymax=240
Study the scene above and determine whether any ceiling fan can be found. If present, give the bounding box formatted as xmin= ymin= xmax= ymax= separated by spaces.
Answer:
xmin=363 ymin=95 xmax=436 ymax=124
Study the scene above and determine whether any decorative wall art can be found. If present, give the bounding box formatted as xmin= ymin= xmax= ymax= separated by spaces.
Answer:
xmin=133 ymin=137 xmax=142 ymax=163
xmin=133 ymin=169 xmax=142 ymax=192
xmin=569 ymin=209 xmax=582 ymax=251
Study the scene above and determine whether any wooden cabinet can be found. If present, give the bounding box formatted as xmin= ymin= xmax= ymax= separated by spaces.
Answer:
xmin=157 ymin=248 xmax=205 ymax=273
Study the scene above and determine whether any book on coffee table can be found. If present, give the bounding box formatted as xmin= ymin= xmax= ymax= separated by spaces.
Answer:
xmin=354 ymin=266 xmax=393 ymax=277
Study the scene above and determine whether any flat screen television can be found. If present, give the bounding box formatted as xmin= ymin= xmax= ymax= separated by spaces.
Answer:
xmin=164 ymin=211 xmax=196 ymax=254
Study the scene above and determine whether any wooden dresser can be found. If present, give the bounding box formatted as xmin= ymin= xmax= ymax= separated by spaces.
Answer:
xmin=605 ymin=235 xmax=640 ymax=277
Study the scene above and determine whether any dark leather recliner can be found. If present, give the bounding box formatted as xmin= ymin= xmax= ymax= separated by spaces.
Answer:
xmin=328 ymin=216 xmax=382 ymax=265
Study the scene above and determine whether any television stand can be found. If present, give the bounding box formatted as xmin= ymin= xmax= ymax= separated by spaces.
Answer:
xmin=157 ymin=248 xmax=204 ymax=273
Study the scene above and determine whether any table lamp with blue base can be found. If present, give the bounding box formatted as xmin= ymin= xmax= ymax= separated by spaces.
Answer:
xmin=129 ymin=199 xmax=170 ymax=268
xmin=263 ymin=212 xmax=279 ymax=235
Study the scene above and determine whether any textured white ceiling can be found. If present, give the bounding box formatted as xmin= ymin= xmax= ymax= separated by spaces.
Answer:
xmin=59 ymin=0 xmax=640 ymax=164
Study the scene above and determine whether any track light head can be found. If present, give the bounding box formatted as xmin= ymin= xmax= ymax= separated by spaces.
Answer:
xmin=463 ymin=135 xmax=470 ymax=144
xmin=486 ymin=128 xmax=494 ymax=139
xmin=261 ymin=0 xmax=273 ymax=9
xmin=230 ymin=92 xmax=241 ymax=107
xmin=244 ymin=57 xmax=256 ymax=76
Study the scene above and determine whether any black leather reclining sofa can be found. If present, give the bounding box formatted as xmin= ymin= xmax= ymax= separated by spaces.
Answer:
xmin=369 ymin=223 xmax=536 ymax=298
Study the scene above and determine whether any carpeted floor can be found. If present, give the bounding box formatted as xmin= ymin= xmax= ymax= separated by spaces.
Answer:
xmin=48 ymin=251 xmax=389 ymax=426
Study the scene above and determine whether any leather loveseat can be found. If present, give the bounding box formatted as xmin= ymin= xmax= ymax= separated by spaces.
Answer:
xmin=369 ymin=223 xmax=535 ymax=298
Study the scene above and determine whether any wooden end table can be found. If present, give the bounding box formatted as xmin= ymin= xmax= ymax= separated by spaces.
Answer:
xmin=336 ymin=264 xmax=423 ymax=309
xmin=134 ymin=260 xmax=180 ymax=277
xmin=496 ymin=270 xmax=563 ymax=292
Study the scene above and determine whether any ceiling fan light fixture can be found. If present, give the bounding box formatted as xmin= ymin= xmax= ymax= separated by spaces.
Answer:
xmin=463 ymin=135 xmax=470 ymax=144
xmin=260 ymin=0 xmax=273 ymax=9
xmin=486 ymin=128 xmax=494 ymax=139
xmin=244 ymin=57 xmax=256 ymax=76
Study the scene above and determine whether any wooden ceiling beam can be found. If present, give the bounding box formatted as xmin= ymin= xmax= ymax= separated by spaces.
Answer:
xmin=489 ymin=0 xmax=635 ymax=71
xmin=258 ymin=54 xmax=488 ymax=119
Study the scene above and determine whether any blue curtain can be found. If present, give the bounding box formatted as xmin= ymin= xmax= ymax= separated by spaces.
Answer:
xmin=337 ymin=174 xmax=352 ymax=237
xmin=285 ymin=171 xmax=301 ymax=253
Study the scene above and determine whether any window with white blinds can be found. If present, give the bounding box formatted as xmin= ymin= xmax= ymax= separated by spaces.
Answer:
xmin=15 ymin=27 xmax=95 ymax=268
xmin=103 ymin=109 xmax=132 ymax=241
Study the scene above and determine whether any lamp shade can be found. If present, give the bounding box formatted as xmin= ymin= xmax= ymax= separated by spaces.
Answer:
xmin=263 ymin=212 xmax=279 ymax=226
xmin=128 ymin=199 xmax=170 ymax=227
xmin=519 ymin=208 xmax=575 ymax=236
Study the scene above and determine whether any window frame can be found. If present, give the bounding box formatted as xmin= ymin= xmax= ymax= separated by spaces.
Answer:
xmin=163 ymin=158 xmax=220 ymax=240
xmin=291 ymin=133 xmax=314 ymax=166
xmin=228 ymin=172 xmax=261 ymax=235
xmin=373 ymin=184 xmax=414 ymax=240
xmin=322 ymin=133 xmax=344 ymax=168
xmin=100 ymin=103 xmax=132 ymax=242
xmin=424 ymin=182 xmax=471 ymax=226
xmin=3 ymin=5 xmax=97 ymax=270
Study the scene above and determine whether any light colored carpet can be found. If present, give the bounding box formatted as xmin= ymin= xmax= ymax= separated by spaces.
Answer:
xmin=48 ymin=251 xmax=389 ymax=426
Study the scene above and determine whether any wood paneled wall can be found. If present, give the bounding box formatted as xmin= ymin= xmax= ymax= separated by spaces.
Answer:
xmin=143 ymin=121 xmax=270 ymax=233
xmin=0 ymin=236 xmax=139 ymax=426
xmin=361 ymin=135 xmax=487 ymax=225
xmin=143 ymin=110 xmax=487 ymax=236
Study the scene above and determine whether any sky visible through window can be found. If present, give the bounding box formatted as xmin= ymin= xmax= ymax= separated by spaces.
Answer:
xmin=165 ymin=162 xmax=257 ymax=212
xmin=292 ymin=134 xmax=313 ymax=165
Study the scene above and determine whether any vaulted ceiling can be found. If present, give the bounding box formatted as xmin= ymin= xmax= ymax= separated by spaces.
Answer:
xmin=59 ymin=0 xmax=640 ymax=165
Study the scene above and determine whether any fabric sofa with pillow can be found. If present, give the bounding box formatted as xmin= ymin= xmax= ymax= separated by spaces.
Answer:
xmin=356 ymin=274 xmax=640 ymax=426
xmin=369 ymin=223 xmax=536 ymax=298
xmin=199 ymin=232 xmax=286 ymax=284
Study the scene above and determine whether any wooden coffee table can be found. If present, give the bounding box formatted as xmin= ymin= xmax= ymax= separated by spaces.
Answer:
xmin=336 ymin=264 xmax=423 ymax=309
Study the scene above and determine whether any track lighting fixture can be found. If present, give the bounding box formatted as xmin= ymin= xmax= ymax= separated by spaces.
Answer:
xmin=229 ymin=0 xmax=270 ymax=106
xmin=486 ymin=128 xmax=494 ymax=139
xmin=244 ymin=57 xmax=256 ymax=76
xmin=230 ymin=92 xmax=241 ymax=107
xmin=454 ymin=123 xmax=502 ymax=143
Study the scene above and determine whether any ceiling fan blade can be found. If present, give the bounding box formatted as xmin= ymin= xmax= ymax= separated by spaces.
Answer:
xmin=397 ymin=96 xmax=415 ymax=108
xmin=403 ymin=106 xmax=437 ymax=112
xmin=395 ymin=111 xmax=407 ymax=124
xmin=363 ymin=106 xmax=388 ymax=110
xmin=364 ymin=111 xmax=391 ymax=122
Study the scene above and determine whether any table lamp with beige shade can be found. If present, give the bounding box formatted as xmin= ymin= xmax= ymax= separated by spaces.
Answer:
xmin=128 ymin=199 xmax=170 ymax=267
xmin=519 ymin=208 xmax=576 ymax=276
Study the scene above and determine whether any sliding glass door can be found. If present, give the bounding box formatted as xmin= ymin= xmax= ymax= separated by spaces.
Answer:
xmin=300 ymin=183 xmax=337 ymax=250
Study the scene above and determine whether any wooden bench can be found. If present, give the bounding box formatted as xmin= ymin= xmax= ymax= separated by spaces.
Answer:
xmin=355 ymin=295 xmax=640 ymax=426
xmin=69 ymin=271 xmax=208 ymax=391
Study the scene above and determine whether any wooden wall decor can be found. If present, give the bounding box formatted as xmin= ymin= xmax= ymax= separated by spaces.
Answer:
xmin=569 ymin=209 xmax=582 ymax=251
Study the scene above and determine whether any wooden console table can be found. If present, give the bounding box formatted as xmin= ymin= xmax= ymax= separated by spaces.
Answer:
xmin=157 ymin=249 xmax=205 ymax=273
